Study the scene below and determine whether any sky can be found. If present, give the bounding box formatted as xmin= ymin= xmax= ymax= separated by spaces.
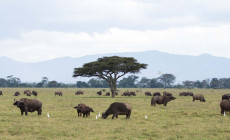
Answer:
xmin=0 ymin=0 xmax=230 ymax=62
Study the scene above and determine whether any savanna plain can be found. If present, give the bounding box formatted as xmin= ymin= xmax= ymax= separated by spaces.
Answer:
xmin=0 ymin=88 xmax=230 ymax=140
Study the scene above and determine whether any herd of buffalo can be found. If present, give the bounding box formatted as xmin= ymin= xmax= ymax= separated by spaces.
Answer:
xmin=0 ymin=89 xmax=230 ymax=118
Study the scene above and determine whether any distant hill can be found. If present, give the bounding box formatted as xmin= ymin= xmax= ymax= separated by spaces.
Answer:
xmin=0 ymin=50 xmax=230 ymax=83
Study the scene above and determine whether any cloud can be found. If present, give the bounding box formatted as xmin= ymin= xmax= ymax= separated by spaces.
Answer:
xmin=1 ymin=0 xmax=230 ymax=39
xmin=0 ymin=24 xmax=230 ymax=62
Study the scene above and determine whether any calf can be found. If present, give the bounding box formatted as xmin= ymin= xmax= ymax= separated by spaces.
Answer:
xmin=74 ymin=103 xmax=94 ymax=117
xmin=32 ymin=90 xmax=38 ymax=96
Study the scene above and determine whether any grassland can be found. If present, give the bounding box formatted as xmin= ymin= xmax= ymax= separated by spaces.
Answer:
xmin=0 ymin=88 xmax=230 ymax=140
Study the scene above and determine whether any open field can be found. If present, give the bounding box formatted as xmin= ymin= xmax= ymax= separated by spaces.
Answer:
xmin=0 ymin=88 xmax=230 ymax=140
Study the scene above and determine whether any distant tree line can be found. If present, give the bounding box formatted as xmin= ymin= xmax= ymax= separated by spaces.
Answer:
xmin=0 ymin=74 xmax=230 ymax=89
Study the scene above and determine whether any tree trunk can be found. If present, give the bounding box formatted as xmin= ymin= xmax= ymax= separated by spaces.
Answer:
xmin=110 ymin=79 xmax=116 ymax=98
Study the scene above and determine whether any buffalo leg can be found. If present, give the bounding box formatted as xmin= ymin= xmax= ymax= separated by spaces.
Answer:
xmin=21 ymin=110 xmax=24 ymax=116
xmin=112 ymin=114 xmax=116 ymax=119
xmin=193 ymin=97 xmax=195 ymax=102
xmin=221 ymin=109 xmax=224 ymax=115
xmin=38 ymin=108 xmax=42 ymax=115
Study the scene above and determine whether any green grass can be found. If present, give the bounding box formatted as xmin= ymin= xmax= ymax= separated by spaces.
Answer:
xmin=0 ymin=88 xmax=230 ymax=140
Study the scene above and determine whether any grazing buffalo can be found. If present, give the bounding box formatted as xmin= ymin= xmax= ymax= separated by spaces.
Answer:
xmin=97 ymin=91 xmax=102 ymax=95
xmin=102 ymin=102 xmax=132 ymax=119
xmin=179 ymin=92 xmax=193 ymax=96
xmin=0 ymin=91 xmax=2 ymax=95
xmin=163 ymin=91 xmax=172 ymax=96
xmin=32 ymin=91 xmax=38 ymax=96
xmin=220 ymin=100 xmax=230 ymax=115
xmin=24 ymin=90 xmax=31 ymax=94
xmin=74 ymin=103 xmax=94 ymax=117
xmin=105 ymin=92 xmax=110 ymax=96
xmin=122 ymin=92 xmax=131 ymax=96
xmin=75 ymin=90 xmax=84 ymax=95
xmin=145 ymin=92 xmax=152 ymax=96
xmin=222 ymin=94 xmax=230 ymax=100
xmin=151 ymin=95 xmax=176 ymax=106
xmin=193 ymin=94 xmax=205 ymax=102
xmin=13 ymin=98 xmax=42 ymax=116
xmin=115 ymin=91 xmax=119 ymax=96
xmin=130 ymin=91 xmax=136 ymax=96
xmin=55 ymin=91 xmax=63 ymax=96
xmin=153 ymin=92 xmax=161 ymax=96
xmin=14 ymin=91 xmax=20 ymax=96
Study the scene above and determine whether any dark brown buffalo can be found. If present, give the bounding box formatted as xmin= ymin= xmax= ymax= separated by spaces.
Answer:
xmin=151 ymin=95 xmax=176 ymax=106
xmin=102 ymin=102 xmax=132 ymax=119
xmin=32 ymin=90 xmax=38 ymax=96
xmin=130 ymin=91 xmax=136 ymax=96
xmin=75 ymin=90 xmax=84 ymax=95
xmin=115 ymin=91 xmax=118 ymax=96
xmin=220 ymin=100 xmax=230 ymax=115
xmin=74 ymin=103 xmax=94 ymax=117
xmin=55 ymin=91 xmax=63 ymax=96
xmin=145 ymin=92 xmax=152 ymax=96
xmin=14 ymin=91 xmax=20 ymax=96
xmin=153 ymin=92 xmax=161 ymax=96
xmin=24 ymin=90 xmax=31 ymax=94
xmin=163 ymin=91 xmax=172 ymax=96
xmin=179 ymin=92 xmax=193 ymax=96
xmin=193 ymin=94 xmax=205 ymax=102
xmin=97 ymin=91 xmax=102 ymax=95
xmin=105 ymin=92 xmax=110 ymax=96
xmin=122 ymin=92 xmax=131 ymax=96
xmin=13 ymin=98 xmax=42 ymax=116
xmin=222 ymin=94 xmax=230 ymax=100
xmin=0 ymin=91 xmax=2 ymax=95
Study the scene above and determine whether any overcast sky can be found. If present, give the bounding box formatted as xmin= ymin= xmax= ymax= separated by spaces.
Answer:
xmin=0 ymin=0 xmax=230 ymax=62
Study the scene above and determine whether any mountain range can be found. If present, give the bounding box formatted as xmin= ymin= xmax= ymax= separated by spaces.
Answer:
xmin=0 ymin=50 xmax=230 ymax=83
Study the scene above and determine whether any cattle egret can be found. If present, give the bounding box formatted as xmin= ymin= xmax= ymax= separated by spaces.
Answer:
xmin=96 ymin=115 xmax=98 ymax=119
xmin=98 ymin=112 xmax=101 ymax=117
xmin=47 ymin=112 xmax=50 ymax=118
xmin=224 ymin=112 xmax=226 ymax=116
xmin=145 ymin=115 xmax=147 ymax=119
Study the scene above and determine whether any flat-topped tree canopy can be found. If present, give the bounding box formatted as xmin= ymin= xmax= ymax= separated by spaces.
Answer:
xmin=73 ymin=56 xmax=147 ymax=97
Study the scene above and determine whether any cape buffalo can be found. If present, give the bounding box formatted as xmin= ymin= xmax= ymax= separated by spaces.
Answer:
xmin=14 ymin=91 xmax=20 ymax=96
xmin=163 ymin=91 xmax=172 ymax=96
xmin=122 ymin=92 xmax=131 ymax=96
xmin=32 ymin=90 xmax=38 ymax=96
xmin=102 ymin=102 xmax=132 ymax=119
xmin=220 ymin=100 xmax=230 ymax=115
xmin=145 ymin=92 xmax=152 ymax=96
xmin=151 ymin=95 xmax=176 ymax=106
xmin=74 ymin=103 xmax=94 ymax=117
xmin=97 ymin=91 xmax=102 ymax=95
xmin=222 ymin=94 xmax=230 ymax=100
xmin=153 ymin=92 xmax=161 ymax=96
xmin=75 ymin=90 xmax=84 ymax=95
xmin=13 ymin=98 xmax=42 ymax=116
xmin=24 ymin=90 xmax=31 ymax=94
xmin=55 ymin=91 xmax=63 ymax=96
xmin=130 ymin=91 xmax=136 ymax=96
xmin=115 ymin=91 xmax=119 ymax=96
xmin=179 ymin=92 xmax=193 ymax=96
xmin=193 ymin=94 xmax=205 ymax=102
xmin=0 ymin=91 xmax=2 ymax=96
xmin=105 ymin=92 xmax=110 ymax=96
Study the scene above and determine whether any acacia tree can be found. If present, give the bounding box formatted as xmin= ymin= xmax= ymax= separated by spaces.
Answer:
xmin=158 ymin=73 xmax=176 ymax=88
xmin=73 ymin=56 xmax=147 ymax=97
